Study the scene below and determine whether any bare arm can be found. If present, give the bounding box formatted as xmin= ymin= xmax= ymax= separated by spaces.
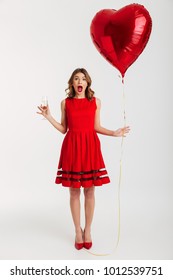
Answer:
xmin=94 ymin=98 xmax=130 ymax=137
xmin=37 ymin=99 xmax=67 ymax=134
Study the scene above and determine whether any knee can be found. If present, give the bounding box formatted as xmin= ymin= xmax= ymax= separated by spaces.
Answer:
xmin=69 ymin=188 xmax=81 ymax=200
xmin=84 ymin=187 xmax=95 ymax=199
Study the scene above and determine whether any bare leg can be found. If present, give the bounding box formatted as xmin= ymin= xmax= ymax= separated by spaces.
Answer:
xmin=69 ymin=188 xmax=83 ymax=243
xmin=83 ymin=187 xmax=95 ymax=241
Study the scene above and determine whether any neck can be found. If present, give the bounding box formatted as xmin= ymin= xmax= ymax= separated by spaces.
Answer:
xmin=74 ymin=94 xmax=85 ymax=99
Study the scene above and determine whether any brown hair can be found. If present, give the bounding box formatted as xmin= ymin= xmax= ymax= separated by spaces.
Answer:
xmin=65 ymin=68 xmax=95 ymax=100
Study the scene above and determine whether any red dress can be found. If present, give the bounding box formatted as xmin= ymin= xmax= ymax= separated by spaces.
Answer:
xmin=55 ymin=96 xmax=110 ymax=188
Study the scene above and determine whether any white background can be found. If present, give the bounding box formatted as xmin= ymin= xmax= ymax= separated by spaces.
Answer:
xmin=0 ymin=0 xmax=172 ymax=261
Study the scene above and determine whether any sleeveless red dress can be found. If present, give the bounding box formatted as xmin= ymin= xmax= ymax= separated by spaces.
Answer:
xmin=55 ymin=96 xmax=110 ymax=188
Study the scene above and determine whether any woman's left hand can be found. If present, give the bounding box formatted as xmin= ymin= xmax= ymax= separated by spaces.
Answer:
xmin=113 ymin=126 xmax=130 ymax=137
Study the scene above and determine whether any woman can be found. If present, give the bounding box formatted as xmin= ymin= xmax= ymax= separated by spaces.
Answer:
xmin=37 ymin=68 xmax=130 ymax=250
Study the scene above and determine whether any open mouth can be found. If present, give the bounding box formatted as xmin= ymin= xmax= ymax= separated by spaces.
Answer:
xmin=77 ymin=86 xmax=83 ymax=92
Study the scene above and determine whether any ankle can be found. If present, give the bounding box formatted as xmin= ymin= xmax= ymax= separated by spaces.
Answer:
xmin=75 ymin=227 xmax=82 ymax=233
xmin=84 ymin=227 xmax=91 ymax=234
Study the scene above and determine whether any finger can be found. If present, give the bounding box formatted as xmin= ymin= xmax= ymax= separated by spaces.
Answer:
xmin=36 ymin=112 xmax=42 ymax=114
xmin=37 ymin=106 xmax=43 ymax=112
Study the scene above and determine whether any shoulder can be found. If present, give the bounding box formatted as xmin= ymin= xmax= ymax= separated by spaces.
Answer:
xmin=95 ymin=97 xmax=101 ymax=109
xmin=61 ymin=97 xmax=72 ymax=110
xmin=61 ymin=99 xmax=66 ymax=110
xmin=61 ymin=99 xmax=66 ymax=106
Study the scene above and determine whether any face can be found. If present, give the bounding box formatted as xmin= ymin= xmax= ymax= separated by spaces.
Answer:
xmin=72 ymin=72 xmax=88 ymax=97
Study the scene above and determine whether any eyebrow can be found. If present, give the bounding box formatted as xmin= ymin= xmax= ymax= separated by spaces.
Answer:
xmin=74 ymin=75 xmax=86 ymax=78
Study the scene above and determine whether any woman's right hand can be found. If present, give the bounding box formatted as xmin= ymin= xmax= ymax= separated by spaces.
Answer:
xmin=37 ymin=104 xmax=51 ymax=119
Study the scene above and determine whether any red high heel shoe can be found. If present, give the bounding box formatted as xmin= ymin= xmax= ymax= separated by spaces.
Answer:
xmin=74 ymin=229 xmax=84 ymax=250
xmin=75 ymin=241 xmax=84 ymax=250
xmin=83 ymin=241 xmax=92 ymax=250
xmin=83 ymin=230 xmax=92 ymax=250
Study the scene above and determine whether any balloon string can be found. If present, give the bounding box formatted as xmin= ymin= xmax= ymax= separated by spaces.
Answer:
xmin=83 ymin=76 xmax=126 ymax=257
xmin=116 ymin=76 xmax=126 ymax=248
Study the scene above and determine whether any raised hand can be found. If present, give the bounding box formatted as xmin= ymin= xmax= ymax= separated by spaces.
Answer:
xmin=36 ymin=104 xmax=51 ymax=119
xmin=113 ymin=126 xmax=130 ymax=137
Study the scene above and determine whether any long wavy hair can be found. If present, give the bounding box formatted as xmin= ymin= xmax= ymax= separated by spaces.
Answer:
xmin=65 ymin=68 xmax=95 ymax=100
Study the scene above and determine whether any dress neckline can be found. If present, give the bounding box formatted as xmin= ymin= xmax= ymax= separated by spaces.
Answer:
xmin=73 ymin=97 xmax=87 ymax=100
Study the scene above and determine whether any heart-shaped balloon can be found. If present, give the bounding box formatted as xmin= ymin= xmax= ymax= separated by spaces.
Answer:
xmin=90 ymin=4 xmax=152 ymax=77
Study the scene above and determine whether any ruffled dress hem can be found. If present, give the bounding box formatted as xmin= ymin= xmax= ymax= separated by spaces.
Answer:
xmin=55 ymin=168 xmax=110 ymax=188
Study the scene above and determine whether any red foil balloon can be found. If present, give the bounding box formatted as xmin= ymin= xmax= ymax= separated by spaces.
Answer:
xmin=90 ymin=4 xmax=152 ymax=77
